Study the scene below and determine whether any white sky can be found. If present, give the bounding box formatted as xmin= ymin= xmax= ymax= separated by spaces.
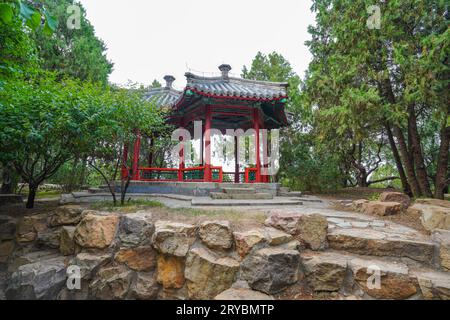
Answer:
xmin=79 ymin=0 xmax=315 ymax=89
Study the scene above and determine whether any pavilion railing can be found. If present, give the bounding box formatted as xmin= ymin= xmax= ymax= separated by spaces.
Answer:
xmin=245 ymin=168 xmax=258 ymax=183
xmin=137 ymin=166 xmax=223 ymax=183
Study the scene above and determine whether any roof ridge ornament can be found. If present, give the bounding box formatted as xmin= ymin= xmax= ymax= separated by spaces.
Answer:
xmin=218 ymin=64 xmax=232 ymax=80
xmin=164 ymin=75 xmax=176 ymax=89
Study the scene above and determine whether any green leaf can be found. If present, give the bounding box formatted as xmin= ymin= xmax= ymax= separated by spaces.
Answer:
xmin=42 ymin=7 xmax=57 ymax=35
xmin=26 ymin=12 xmax=41 ymax=31
xmin=19 ymin=1 xmax=35 ymax=20
xmin=0 ymin=3 xmax=14 ymax=24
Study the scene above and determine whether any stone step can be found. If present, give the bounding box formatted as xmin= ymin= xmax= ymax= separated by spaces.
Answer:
xmin=300 ymin=250 xmax=450 ymax=299
xmin=327 ymin=227 xmax=435 ymax=264
xmin=223 ymin=187 xmax=256 ymax=194
xmin=192 ymin=198 xmax=303 ymax=207
xmin=210 ymin=192 xmax=273 ymax=200
xmin=279 ymin=191 xmax=303 ymax=197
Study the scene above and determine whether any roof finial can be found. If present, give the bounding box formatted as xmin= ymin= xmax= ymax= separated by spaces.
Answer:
xmin=218 ymin=64 xmax=232 ymax=79
xmin=164 ymin=75 xmax=175 ymax=89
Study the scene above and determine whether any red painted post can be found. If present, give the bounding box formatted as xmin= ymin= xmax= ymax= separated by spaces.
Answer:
xmin=254 ymin=109 xmax=261 ymax=183
xmin=178 ymin=128 xmax=185 ymax=181
xmin=121 ymin=144 xmax=128 ymax=179
xmin=132 ymin=130 xmax=141 ymax=180
xmin=204 ymin=106 xmax=212 ymax=182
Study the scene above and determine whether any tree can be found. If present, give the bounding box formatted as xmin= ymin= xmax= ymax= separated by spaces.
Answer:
xmin=0 ymin=74 xmax=112 ymax=208
xmin=83 ymin=86 xmax=167 ymax=206
xmin=303 ymin=0 xmax=449 ymax=198
xmin=33 ymin=0 xmax=113 ymax=84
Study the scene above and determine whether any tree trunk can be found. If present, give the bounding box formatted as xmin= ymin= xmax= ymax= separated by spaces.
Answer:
xmin=26 ymin=184 xmax=37 ymax=209
xmin=408 ymin=105 xmax=433 ymax=197
xmin=392 ymin=125 xmax=422 ymax=197
xmin=435 ymin=126 xmax=450 ymax=199
xmin=385 ymin=123 xmax=411 ymax=195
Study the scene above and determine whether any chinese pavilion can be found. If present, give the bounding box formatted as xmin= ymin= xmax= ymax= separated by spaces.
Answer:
xmin=123 ymin=64 xmax=289 ymax=185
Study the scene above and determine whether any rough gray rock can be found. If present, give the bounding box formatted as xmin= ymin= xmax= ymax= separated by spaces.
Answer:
xmin=71 ymin=252 xmax=111 ymax=280
xmin=0 ymin=216 xmax=17 ymax=241
xmin=301 ymin=251 xmax=348 ymax=292
xmin=118 ymin=212 xmax=154 ymax=247
xmin=198 ymin=220 xmax=233 ymax=250
xmin=130 ymin=272 xmax=159 ymax=300
xmin=241 ymin=247 xmax=300 ymax=294
xmin=185 ymin=247 xmax=239 ymax=299
xmin=89 ymin=265 xmax=133 ymax=300
xmin=5 ymin=257 xmax=67 ymax=300
xmin=36 ymin=228 xmax=61 ymax=249
xmin=152 ymin=221 xmax=196 ymax=257
xmin=49 ymin=205 xmax=85 ymax=227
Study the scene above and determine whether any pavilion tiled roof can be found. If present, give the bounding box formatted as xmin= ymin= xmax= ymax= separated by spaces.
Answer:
xmin=144 ymin=65 xmax=289 ymax=109
xmin=143 ymin=87 xmax=182 ymax=108
xmin=184 ymin=64 xmax=288 ymax=101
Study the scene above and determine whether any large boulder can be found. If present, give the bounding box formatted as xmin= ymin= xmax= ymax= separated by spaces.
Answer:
xmin=349 ymin=257 xmax=417 ymax=299
xmin=49 ymin=205 xmax=85 ymax=227
xmin=264 ymin=227 xmax=293 ymax=246
xmin=89 ymin=265 xmax=133 ymax=300
xmin=114 ymin=246 xmax=156 ymax=271
xmin=118 ymin=212 xmax=154 ymax=247
xmin=297 ymin=214 xmax=328 ymax=250
xmin=130 ymin=272 xmax=159 ymax=300
xmin=233 ymin=229 xmax=266 ymax=258
xmin=241 ymin=247 xmax=300 ymax=294
xmin=7 ymin=250 xmax=60 ymax=273
xmin=157 ymin=254 xmax=185 ymax=289
xmin=185 ymin=247 xmax=239 ymax=299
xmin=409 ymin=204 xmax=450 ymax=231
xmin=0 ymin=215 xmax=17 ymax=241
xmin=36 ymin=228 xmax=61 ymax=249
xmin=16 ymin=214 xmax=48 ymax=243
xmin=152 ymin=221 xmax=196 ymax=257
xmin=264 ymin=212 xmax=301 ymax=235
xmin=301 ymin=251 xmax=347 ymax=292
xmin=362 ymin=201 xmax=404 ymax=216
xmin=5 ymin=257 xmax=67 ymax=300
xmin=71 ymin=252 xmax=111 ymax=280
xmin=215 ymin=288 xmax=274 ymax=300
xmin=379 ymin=192 xmax=411 ymax=208
xmin=59 ymin=226 xmax=76 ymax=256
xmin=198 ymin=221 xmax=233 ymax=250
xmin=74 ymin=212 xmax=119 ymax=249
xmin=432 ymin=229 xmax=450 ymax=271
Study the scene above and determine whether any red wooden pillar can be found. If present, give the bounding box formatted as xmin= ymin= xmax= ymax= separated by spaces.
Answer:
xmin=253 ymin=109 xmax=261 ymax=183
xmin=121 ymin=144 xmax=128 ymax=179
xmin=132 ymin=130 xmax=141 ymax=180
xmin=204 ymin=106 xmax=212 ymax=182
xmin=178 ymin=126 xmax=185 ymax=182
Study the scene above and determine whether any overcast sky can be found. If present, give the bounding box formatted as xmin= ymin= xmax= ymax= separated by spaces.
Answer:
xmin=79 ymin=0 xmax=315 ymax=89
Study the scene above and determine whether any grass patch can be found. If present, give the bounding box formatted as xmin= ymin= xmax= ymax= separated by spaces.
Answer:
xmin=90 ymin=199 xmax=164 ymax=211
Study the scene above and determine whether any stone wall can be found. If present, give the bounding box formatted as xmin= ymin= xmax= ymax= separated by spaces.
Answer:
xmin=1 ymin=206 xmax=449 ymax=300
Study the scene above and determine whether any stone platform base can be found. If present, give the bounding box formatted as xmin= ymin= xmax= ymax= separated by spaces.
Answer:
xmin=114 ymin=181 xmax=281 ymax=197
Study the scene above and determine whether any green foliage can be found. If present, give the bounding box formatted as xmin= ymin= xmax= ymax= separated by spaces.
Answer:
xmin=32 ymin=0 xmax=113 ymax=84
